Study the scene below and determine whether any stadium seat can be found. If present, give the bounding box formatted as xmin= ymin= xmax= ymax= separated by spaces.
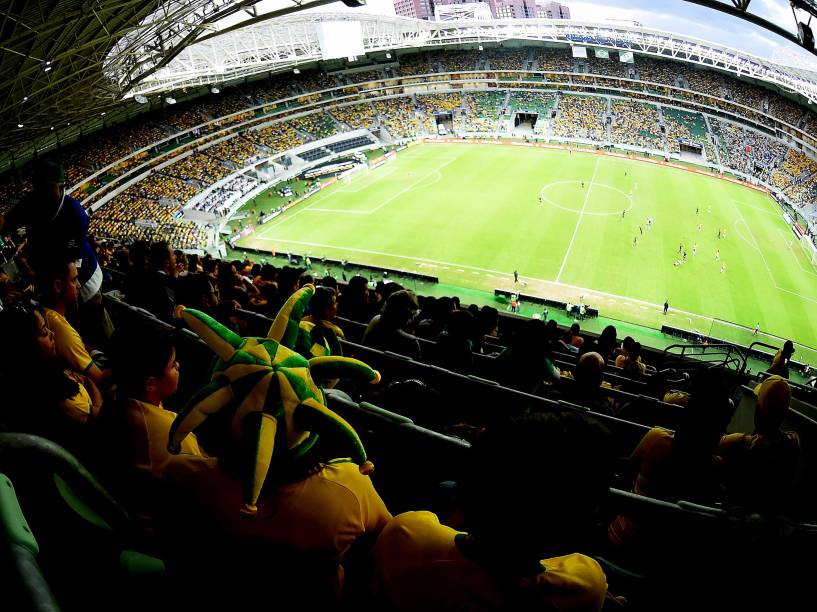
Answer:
xmin=0 ymin=433 xmax=168 ymax=611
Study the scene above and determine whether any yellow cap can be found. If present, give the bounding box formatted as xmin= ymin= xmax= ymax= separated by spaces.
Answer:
xmin=753 ymin=375 xmax=791 ymax=420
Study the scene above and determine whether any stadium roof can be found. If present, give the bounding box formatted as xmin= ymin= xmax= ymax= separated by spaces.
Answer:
xmin=1 ymin=0 xmax=816 ymax=167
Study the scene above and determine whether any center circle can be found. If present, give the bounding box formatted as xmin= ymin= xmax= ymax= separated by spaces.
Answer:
xmin=539 ymin=181 xmax=633 ymax=216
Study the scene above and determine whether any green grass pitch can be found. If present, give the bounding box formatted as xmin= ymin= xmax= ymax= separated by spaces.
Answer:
xmin=238 ymin=143 xmax=817 ymax=363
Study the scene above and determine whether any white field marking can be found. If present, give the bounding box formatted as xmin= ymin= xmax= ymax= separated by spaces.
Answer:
xmin=732 ymin=218 xmax=760 ymax=252
xmin=730 ymin=200 xmax=817 ymax=306
xmin=255 ymin=235 xmax=716 ymax=324
xmin=256 ymin=158 xmax=453 ymax=234
xmin=337 ymin=164 xmax=399 ymax=192
xmin=556 ymin=157 xmax=601 ymax=283
xmin=729 ymin=198 xmax=780 ymax=218
xmin=779 ymin=228 xmax=817 ymax=277
xmin=305 ymin=207 xmax=372 ymax=215
xmin=538 ymin=180 xmax=632 ymax=217
xmin=367 ymin=164 xmax=451 ymax=214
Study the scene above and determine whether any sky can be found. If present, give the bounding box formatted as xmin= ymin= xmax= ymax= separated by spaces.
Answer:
xmin=213 ymin=0 xmax=817 ymax=69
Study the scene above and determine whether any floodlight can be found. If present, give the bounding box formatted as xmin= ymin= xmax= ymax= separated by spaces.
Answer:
xmin=293 ymin=68 xmax=300 ymax=74
xmin=166 ymin=97 xmax=177 ymax=104
xmin=16 ymin=123 xmax=23 ymax=128
xmin=211 ymin=87 xmax=220 ymax=94
xmin=134 ymin=94 xmax=149 ymax=104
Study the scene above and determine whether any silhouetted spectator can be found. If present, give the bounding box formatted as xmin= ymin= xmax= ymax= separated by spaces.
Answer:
xmin=362 ymin=289 xmax=421 ymax=360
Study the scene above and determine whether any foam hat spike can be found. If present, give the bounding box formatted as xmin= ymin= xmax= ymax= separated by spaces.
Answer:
xmin=168 ymin=285 xmax=381 ymax=515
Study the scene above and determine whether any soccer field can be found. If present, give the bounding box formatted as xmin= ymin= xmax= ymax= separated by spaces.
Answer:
xmin=240 ymin=142 xmax=817 ymax=361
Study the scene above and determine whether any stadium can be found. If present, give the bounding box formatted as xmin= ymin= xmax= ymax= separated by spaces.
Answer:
xmin=2 ymin=0 xmax=817 ymax=609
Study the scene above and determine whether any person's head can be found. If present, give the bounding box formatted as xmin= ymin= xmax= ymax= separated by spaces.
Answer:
xmin=186 ymin=253 xmax=199 ymax=273
xmin=621 ymin=336 xmax=636 ymax=355
xmin=570 ymin=322 xmax=580 ymax=336
xmin=629 ymin=341 xmax=642 ymax=361
xmin=0 ymin=302 xmax=56 ymax=368
xmin=112 ymin=330 xmax=179 ymax=404
xmin=299 ymin=273 xmax=314 ymax=288
xmin=276 ymin=267 xmax=302 ymax=297
xmin=544 ymin=318 xmax=560 ymax=342
xmin=754 ymin=375 xmax=792 ymax=435
xmin=512 ymin=318 xmax=549 ymax=358
xmin=309 ymin=286 xmax=337 ymax=322
xmin=381 ymin=289 xmax=419 ymax=329
xmin=599 ymin=325 xmax=617 ymax=347
xmin=478 ymin=306 xmax=498 ymax=336
xmin=460 ymin=411 xmax=612 ymax=561
xmin=39 ymin=259 xmax=81 ymax=308
xmin=673 ymin=368 xmax=733 ymax=459
xmin=33 ymin=161 xmax=66 ymax=211
xmin=782 ymin=340 xmax=795 ymax=357
xmin=346 ymin=275 xmax=369 ymax=301
xmin=445 ymin=309 xmax=474 ymax=340
xmin=177 ymin=273 xmax=218 ymax=311
xmin=202 ymin=258 xmax=219 ymax=276
xmin=174 ymin=249 xmax=186 ymax=270
xmin=148 ymin=241 xmax=176 ymax=277
xmin=576 ymin=352 xmax=605 ymax=390
xmin=318 ymin=275 xmax=337 ymax=291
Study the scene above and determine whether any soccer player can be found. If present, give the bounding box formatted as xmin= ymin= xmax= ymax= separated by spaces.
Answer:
xmin=622 ymin=210 xmax=626 ymax=219
xmin=721 ymin=262 xmax=727 ymax=273
xmin=718 ymin=229 xmax=721 ymax=239
xmin=683 ymin=250 xmax=687 ymax=260
xmin=715 ymin=249 xmax=720 ymax=261
xmin=513 ymin=269 xmax=518 ymax=284
xmin=539 ymin=195 xmax=543 ymax=205
xmin=679 ymin=243 xmax=683 ymax=254
xmin=696 ymin=206 xmax=699 ymax=214
xmin=663 ymin=300 xmax=669 ymax=315
xmin=697 ymin=223 xmax=703 ymax=232
xmin=692 ymin=243 xmax=698 ymax=256
xmin=581 ymin=181 xmax=585 ymax=188
xmin=753 ymin=323 xmax=760 ymax=336
xmin=633 ymin=236 xmax=637 ymax=247
xmin=639 ymin=226 xmax=643 ymax=236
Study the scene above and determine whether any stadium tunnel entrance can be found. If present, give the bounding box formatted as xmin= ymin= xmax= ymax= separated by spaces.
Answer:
xmin=514 ymin=112 xmax=539 ymax=133
xmin=434 ymin=111 xmax=453 ymax=135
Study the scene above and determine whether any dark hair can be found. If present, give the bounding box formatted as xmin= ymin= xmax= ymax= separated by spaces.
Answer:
xmin=36 ymin=257 xmax=74 ymax=299
xmin=381 ymin=289 xmax=419 ymax=328
xmin=309 ymin=286 xmax=336 ymax=320
xmin=148 ymin=241 xmax=172 ymax=272
xmin=111 ymin=329 xmax=176 ymax=399
xmin=570 ymin=322 xmax=580 ymax=335
xmin=0 ymin=303 xmax=79 ymax=406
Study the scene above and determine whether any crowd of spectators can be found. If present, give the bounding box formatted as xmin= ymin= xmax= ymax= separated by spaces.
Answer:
xmin=552 ymin=95 xmax=607 ymax=140
xmin=203 ymin=137 xmax=262 ymax=167
xmin=584 ymin=53 xmax=631 ymax=78
xmin=192 ymin=174 xmax=259 ymax=217
xmin=455 ymin=93 xmax=503 ymax=133
xmin=635 ymin=57 xmax=679 ymax=87
xmin=611 ymin=101 xmax=662 ymax=149
xmin=331 ymin=102 xmax=378 ymax=130
xmin=396 ymin=52 xmax=437 ymax=76
xmin=373 ymin=97 xmax=428 ymax=139
xmin=482 ymin=48 xmax=528 ymax=71
xmin=0 ymin=201 xmax=811 ymax=607
xmin=291 ymin=112 xmax=340 ymax=140
xmin=164 ymin=152 xmax=232 ymax=185
xmin=245 ymin=122 xmax=305 ymax=153
xmin=533 ymin=48 xmax=574 ymax=73
xmin=88 ymin=196 xmax=207 ymax=248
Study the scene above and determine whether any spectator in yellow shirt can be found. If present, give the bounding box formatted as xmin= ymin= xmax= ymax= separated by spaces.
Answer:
xmin=375 ymin=411 xmax=615 ymax=612
xmin=0 ymin=302 xmax=102 ymax=452
xmin=39 ymin=258 xmax=112 ymax=389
